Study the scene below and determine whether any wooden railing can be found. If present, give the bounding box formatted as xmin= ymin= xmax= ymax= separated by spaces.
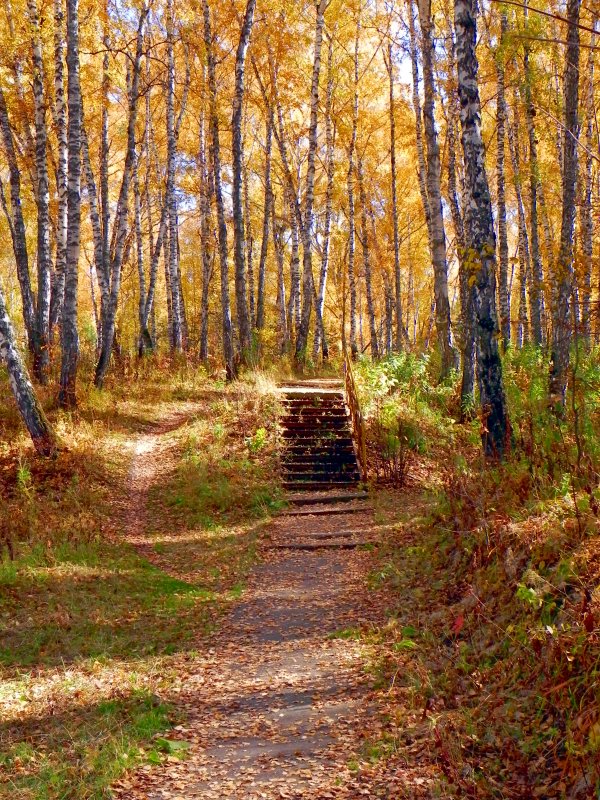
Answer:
xmin=343 ymin=347 xmax=368 ymax=481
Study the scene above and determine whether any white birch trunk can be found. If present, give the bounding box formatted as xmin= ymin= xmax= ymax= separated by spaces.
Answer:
xmin=549 ymin=0 xmax=581 ymax=408
xmin=58 ymin=0 xmax=82 ymax=408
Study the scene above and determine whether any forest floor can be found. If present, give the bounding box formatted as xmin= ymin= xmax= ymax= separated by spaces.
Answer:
xmin=2 ymin=368 xmax=599 ymax=798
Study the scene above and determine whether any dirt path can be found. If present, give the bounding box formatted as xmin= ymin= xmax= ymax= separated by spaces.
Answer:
xmin=121 ymin=402 xmax=201 ymax=571
xmin=115 ymin=409 xmax=391 ymax=799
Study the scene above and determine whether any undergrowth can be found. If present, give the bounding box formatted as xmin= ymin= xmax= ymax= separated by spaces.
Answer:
xmin=0 ymin=364 xmax=281 ymax=799
xmin=358 ymin=347 xmax=600 ymax=798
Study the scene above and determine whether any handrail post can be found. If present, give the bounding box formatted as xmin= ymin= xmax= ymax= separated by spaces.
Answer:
xmin=343 ymin=346 xmax=367 ymax=482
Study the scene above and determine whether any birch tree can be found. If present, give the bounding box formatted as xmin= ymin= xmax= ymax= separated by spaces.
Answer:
xmin=203 ymin=0 xmax=235 ymax=380
xmin=0 ymin=283 xmax=57 ymax=456
xmin=454 ymin=0 xmax=510 ymax=457
xmin=27 ymin=0 xmax=52 ymax=383
xmin=549 ymin=0 xmax=581 ymax=409
xmin=417 ymin=0 xmax=456 ymax=379
xmin=49 ymin=0 xmax=69 ymax=338
xmin=295 ymin=0 xmax=327 ymax=363
xmin=232 ymin=0 xmax=257 ymax=358
xmin=59 ymin=0 xmax=82 ymax=409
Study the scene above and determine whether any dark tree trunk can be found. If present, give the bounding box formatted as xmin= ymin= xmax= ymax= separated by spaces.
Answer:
xmin=455 ymin=0 xmax=510 ymax=458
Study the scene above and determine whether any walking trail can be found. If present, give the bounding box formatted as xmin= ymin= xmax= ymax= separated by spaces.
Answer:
xmin=115 ymin=393 xmax=399 ymax=800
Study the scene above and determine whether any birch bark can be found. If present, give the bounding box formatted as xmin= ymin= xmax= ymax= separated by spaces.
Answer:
xmin=0 ymin=283 xmax=57 ymax=456
xmin=232 ymin=0 xmax=257 ymax=357
xmin=27 ymin=0 xmax=52 ymax=383
xmin=549 ymin=0 xmax=581 ymax=408
xmin=94 ymin=5 xmax=148 ymax=387
xmin=59 ymin=0 xmax=82 ymax=408
xmin=496 ymin=12 xmax=510 ymax=349
xmin=417 ymin=0 xmax=457 ymax=378
xmin=347 ymin=16 xmax=360 ymax=358
xmin=295 ymin=0 xmax=327 ymax=363
xmin=523 ymin=7 xmax=545 ymax=345
xmin=49 ymin=0 xmax=69 ymax=338
xmin=313 ymin=32 xmax=335 ymax=362
xmin=580 ymin=18 xmax=596 ymax=348
xmin=255 ymin=113 xmax=272 ymax=332
xmin=203 ymin=0 xmax=235 ymax=380
xmin=384 ymin=41 xmax=403 ymax=351
xmin=0 ymin=88 xmax=37 ymax=357
xmin=166 ymin=0 xmax=183 ymax=352
xmin=454 ymin=0 xmax=510 ymax=457
xmin=357 ymin=156 xmax=379 ymax=358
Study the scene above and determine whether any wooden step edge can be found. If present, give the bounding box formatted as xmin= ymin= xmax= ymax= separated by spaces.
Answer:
xmin=284 ymin=491 xmax=369 ymax=506
xmin=268 ymin=540 xmax=376 ymax=551
xmin=278 ymin=505 xmax=373 ymax=517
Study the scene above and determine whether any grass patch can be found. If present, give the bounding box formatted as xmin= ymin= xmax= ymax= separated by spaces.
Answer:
xmin=0 ymin=367 xmax=282 ymax=799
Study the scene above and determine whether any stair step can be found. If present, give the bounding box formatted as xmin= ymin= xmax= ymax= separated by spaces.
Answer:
xmin=285 ymin=491 xmax=369 ymax=506
xmin=282 ymin=472 xmax=361 ymax=482
xmin=281 ymin=419 xmax=349 ymax=429
xmin=302 ymin=529 xmax=372 ymax=539
xmin=283 ymin=444 xmax=355 ymax=453
xmin=283 ymin=481 xmax=360 ymax=492
xmin=270 ymin=540 xmax=372 ymax=551
xmin=281 ymin=433 xmax=354 ymax=443
xmin=280 ymin=505 xmax=372 ymax=517
xmin=281 ymin=461 xmax=358 ymax=472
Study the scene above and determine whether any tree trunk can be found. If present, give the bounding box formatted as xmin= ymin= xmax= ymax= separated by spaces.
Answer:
xmin=313 ymin=32 xmax=335 ymax=363
xmin=203 ymin=0 xmax=235 ymax=380
xmin=417 ymin=0 xmax=457 ymax=378
xmin=59 ymin=0 xmax=82 ymax=409
xmin=357 ymin=156 xmax=379 ymax=359
xmin=255 ymin=112 xmax=272 ymax=331
xmin=27 ymin=0 xmax=52 ymax=383
xmin=133 ymin=151 xmax=146 ymax=348
xmin=198 ymin=99 xmax=213 ymax=361
xmin=99 ymin=5 xmax=110 ymax=351
xmin=244 ymin=161 xmax=255 ymax=330
xmin=507 ymin=90 xmax=531 ymax=347
xmin=549 ymin=0 xmax=581 ymax=409
xmin=580 ymin=18 xmax=596 ymax=349
xmin=454 ymin=0 xmax=510 ymax=457
xmin=384 ymin=41 xmax=403 ymax=352
xmin=232 ymin=0 xmax=257 ymax=358
xmin=272 ymin=199 xmax=289 ymax=353
xmin=496 ymin=12 xmax=510 ymax=349
xmin=445 ymin=18 xmax=474 ymax=413
xmin=0 ymin=88 xmax=37 ymax=358
xmin=166 ymin=0 xmax=183 ymax=352
xmin=347 ymin=15 xmax=360 ymax=358
xmin=0 ymin=283 xmax=57 ymax=456
xmin=287 ymin=187 xmax=301 ymax=337
xmin=523 ymin=9 xmax=545 ymax=346
xmin=49 ymin=0 xmax=69 ymax=339
xmin=94 ymin=6 xmax=148 ymax=387
xmin=295 ymin=0 xmax=326 ymax=364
